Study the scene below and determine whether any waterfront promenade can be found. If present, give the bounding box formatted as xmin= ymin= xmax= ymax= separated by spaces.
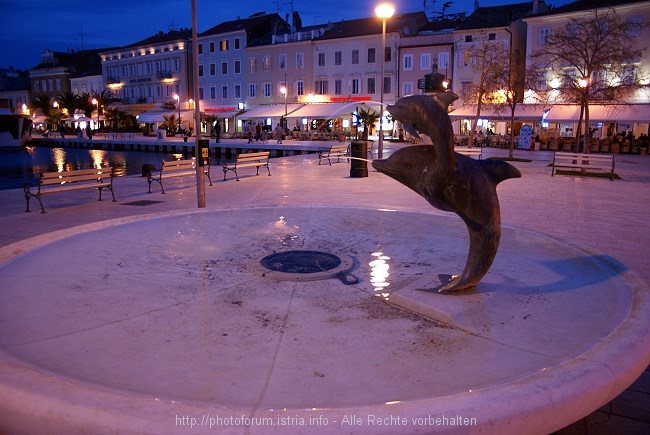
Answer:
xmin=0 ymin=137 xmax=648 ymax=434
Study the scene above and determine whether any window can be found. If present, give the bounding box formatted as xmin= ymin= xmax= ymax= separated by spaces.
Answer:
xmin=199 ymin=87 xmax=204 ymax=100
xmin=234 ymin=60 xmax=241 ymax=74
xmin=279 ymin=54 xmax=287 ymax=70
xmin=198 ymin=64 xmax=204 ymax=77
xmin=263 ymin=55 xmax=271 ymax=71
xmin=318 ymin=53 xmax=325 ymax=66
xmin=438 ymin=52 xmax=450 ymax=71
xmin=210 ymin=86 xmax=216 ymax=100
xmin=263 ymin=82 xmax=272 ymax=97
xmin=335 ymin=51 xmax=342 ymax=66
xmin=383 ymin=76 xmax=391 ymax=94
xmin=420 ymin=53 xmax=431 ymax=70
xmin=351 ymin=78 xmax=360 ymax=94
xmin=220 ymin=40 xmax=228 ymax=51
xmin=461 ymin=49 xmax=473 ymax=67
xmin=626 ymin=17 xmax=643 ymax=38
xmin=488 ymin=33 xmax=496 ymax=41
xmin=249 ymin=57 xmax=256 ymax=72
xmin=296 ymin=52 xmax=304 ymax=69
xmin=222 ymin=85 xmax=228 ymax=100
xmin=403 ymin=54 xmax=413 ymax=70
xmin=535 ymin=71 xmax=547 ymax=90
xmin=234 ymin=84 xmax=241 ymax=99
xmin=403 ymin=82 xmax=413 ymax=96
xmin=367 ymin=77 xmax=376 ymax=94
xmin=221 ymin=61 xmax=228 ymax=75
xmin=368 ymin=48 xmax=376 ymax=63
xmin=384 ymin=47 xmax=391 ymax=62
xmin=465 ymin=35 xmax=473 ymax=43
xmin=137 ymin=63 xmax=143 ymax=76
xmin=210 ymin=63 xmax=216 ymax=76
xmin=315 ymin=79 xmax=328 ymax=94
xmin=335 ymin=79 xmax=342 ymax=95
xmin=248 ymin=83 xmax=256 ymax=98
xmin=296 ymin=80 xmax=304 ymax=96
xmin=210 ymin=42 xmax=215 ymax=52
xmin=538 ymin=28 xmax=550 ymax=46
xmin=234 ymin=38 xmax=240 ymax=49
xmin=352 ymin=50 xmax=359 ymax=64
xmin=198 ymin=44 xmax=203 ymax=55
xmin=622 ymin=65 xmax=637 ymax=85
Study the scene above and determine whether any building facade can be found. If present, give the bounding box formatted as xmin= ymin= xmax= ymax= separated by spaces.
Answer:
xmin=99 ymin=29 xmax=193 ymax=114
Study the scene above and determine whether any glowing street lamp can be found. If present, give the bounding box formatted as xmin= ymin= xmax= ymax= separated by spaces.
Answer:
xmin=280 ymin=85 xmax=287 ymax=128
xmin=173 ymin=93 xmax=181 ymax=132
xmin=375 ymin=2 xmax=395 ymax=159
xmin=91 ymin=98 xmax=99 ymax=130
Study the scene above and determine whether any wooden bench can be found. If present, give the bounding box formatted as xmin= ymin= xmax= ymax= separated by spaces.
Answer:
xmin=23 ymin=167 xmax=116 ymax=213
xmin=147 ymin=158 xmax=212 ymax=193
xmin=318 ymin=144 xmax=350 ymax=165
xmin=551 ymin=152 xmax=615 ymax=180
xmin=454 ymin=147 xmax=483 ymax=160
xmin=222 ymin=151 xmax=271 ymax=181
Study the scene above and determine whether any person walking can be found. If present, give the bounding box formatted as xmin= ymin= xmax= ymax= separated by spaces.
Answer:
xmin=215 ymin=122 xmax=221 ymax=143
xmin=275 ymin=123 xmax=283 ymax=144
xmin=247 ymin=122 xmax=254 ymax=144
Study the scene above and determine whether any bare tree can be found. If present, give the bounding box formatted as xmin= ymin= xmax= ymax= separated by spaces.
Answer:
xmin=461 ymin=38 xmax=512 ymax=148
xmin=530 ymin=8 xmax=647 ymax=153
xmin=491 ymin=46 xmax=532 ymax=158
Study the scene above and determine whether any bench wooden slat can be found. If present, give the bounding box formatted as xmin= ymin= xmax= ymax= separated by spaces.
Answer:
xmin=24 ymin=167 xmax=116 ymax=213
xmin=222 ymin=151 xmax=271 ymax=181
xmin=551 ymin=152 xmax=615 ymax=180
xmin=147 ymin=158 xmax=212 ymax=193
xmin=318 ymin=144 xmax=350 ymax=165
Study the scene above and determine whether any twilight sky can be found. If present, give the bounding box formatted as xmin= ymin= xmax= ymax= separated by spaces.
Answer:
xmin=0 ymin=0 xmax=565 ymax=71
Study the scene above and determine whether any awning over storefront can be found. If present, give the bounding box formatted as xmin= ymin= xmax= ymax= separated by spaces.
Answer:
xmin=287 ymin=102 xmax=382 ymax=119
xmin=449 ymin=105 xmax=549 ymax=121
xmin=136 ymin=110 xmax=193 ymax=124
xmin=544 ymin=104 xmax=650 ymax=123
xmin=240 ymin=104 xmax=303 ymax=119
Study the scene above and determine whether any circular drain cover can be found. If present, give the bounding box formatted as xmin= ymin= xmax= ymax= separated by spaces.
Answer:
xmin=257 ymin=249 xmax=354 ymax=282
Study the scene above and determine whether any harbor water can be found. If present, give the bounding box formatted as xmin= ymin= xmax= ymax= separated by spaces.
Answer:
xmin=0 ymin=146 xmax=197 ymax=191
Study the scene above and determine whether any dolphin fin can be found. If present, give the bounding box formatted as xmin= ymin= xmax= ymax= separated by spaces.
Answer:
xmin=433 ymin=92 xmax=459 ymax=109
xmin=478 ymin=159 xmax=522 ymax=184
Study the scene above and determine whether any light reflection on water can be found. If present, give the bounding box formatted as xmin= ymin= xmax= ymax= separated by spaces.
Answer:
xmin=0 ymin=146 xmax=203 ymax=191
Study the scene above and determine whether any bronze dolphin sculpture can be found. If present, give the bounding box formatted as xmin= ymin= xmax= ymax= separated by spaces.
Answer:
xmin=372 ymin=93 xmax=521 ymax=292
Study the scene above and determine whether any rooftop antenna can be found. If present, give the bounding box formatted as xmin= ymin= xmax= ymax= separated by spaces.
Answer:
xmin=79 ymin=24 xmax=85 ymax=51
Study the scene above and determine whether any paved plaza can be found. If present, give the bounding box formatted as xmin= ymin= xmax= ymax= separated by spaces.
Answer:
xmin=0 ymin=138 xmax=648 ymax=434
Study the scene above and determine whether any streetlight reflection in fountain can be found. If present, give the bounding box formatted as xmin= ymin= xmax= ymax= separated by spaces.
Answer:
xmin=369 ymin=251 xmax=391 ymax=299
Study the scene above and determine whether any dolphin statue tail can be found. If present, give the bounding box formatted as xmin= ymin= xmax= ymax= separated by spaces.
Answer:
xmin=437 ymin=159 xmax=521 ymax=293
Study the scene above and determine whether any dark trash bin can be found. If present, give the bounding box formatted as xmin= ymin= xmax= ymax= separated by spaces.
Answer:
xmin=350 ymin=140 xmax=368 ymax=178
xmin=142 ymin=163 xmax=155 ymax=177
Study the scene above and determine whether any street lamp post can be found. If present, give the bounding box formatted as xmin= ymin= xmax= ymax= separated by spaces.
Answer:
xmin=91 ymin=98 xmax=99 ymax=130
xmin=280 ymin=85 xmax=287 ymax=129
xmin=375 ymin=3 xmax=395 ymax=160
xmin=173 ymin=93 xmax=181 ymax=133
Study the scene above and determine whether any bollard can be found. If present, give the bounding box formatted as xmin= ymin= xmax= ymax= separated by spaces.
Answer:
xmin=350 ymin=140 xmax=368 ymax=178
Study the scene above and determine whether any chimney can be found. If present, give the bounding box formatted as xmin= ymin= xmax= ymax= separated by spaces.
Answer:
xmin=474 ymin=1 xmax=480 ymax=10
xmin=533 ymin=0 xmax=539 ymax=14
